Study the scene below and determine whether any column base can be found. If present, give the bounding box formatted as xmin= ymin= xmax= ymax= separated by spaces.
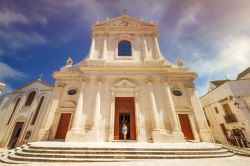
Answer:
xmin=65 ymin=129 xmax=86 ymax=142
xmin=152 ymin=129 xmax=185 ymax=143
xmin=199 ymin=129 xmax=213 ymax=142
xmin=65 ymin=128 xmax=103 ymax=142
xmin=37 ymin=129 xmax=50 ymax=141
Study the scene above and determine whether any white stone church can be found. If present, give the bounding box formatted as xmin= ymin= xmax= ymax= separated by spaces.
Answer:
xmin=0 ymin=14 xmax=211 ymax=149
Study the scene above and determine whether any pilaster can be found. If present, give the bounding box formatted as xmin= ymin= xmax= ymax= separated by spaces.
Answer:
xmin=153 ymin=36 xmax=161 ymax=59
xmin=66 ymin=79 xmax=88 ymax=141
xmin=88 ymin=35 xmax=96 ymax=60
xmin=102 ymin=35 xmax=108 ymax=60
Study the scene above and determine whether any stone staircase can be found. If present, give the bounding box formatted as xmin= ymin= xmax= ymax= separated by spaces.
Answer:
xmin=0 ymin=142 xmax=234 ymax=163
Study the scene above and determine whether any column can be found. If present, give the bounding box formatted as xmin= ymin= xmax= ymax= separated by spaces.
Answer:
xmin=154 ymin=36 xmax=161 ymax=59
xmin=109 ymin=92 xmax=115 ymax=141
xmin=89 ymin=35 xmax=96 ymax=59
xmin=190 ymin=88 xmax=211 ymax=142
xmin=92 ymin=79 xmax=102 ymax=129
xmin=102 ymin=35 xmax=107 ymax=60
xmin=147 ymin=80 xmax=160 ymax=130
xmin=162 ymin=81 xmax=180 ymax=131
xmin=70 ymin=80 xmax=87 ymax=131
xmin=191 ymin=90 xmax=209 ymax=130
xmin=142 ymin=35 xmax=150 ymax=61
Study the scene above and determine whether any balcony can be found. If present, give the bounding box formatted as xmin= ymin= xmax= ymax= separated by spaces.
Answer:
xmin=224 ymin=113 xmax=238 ymax=123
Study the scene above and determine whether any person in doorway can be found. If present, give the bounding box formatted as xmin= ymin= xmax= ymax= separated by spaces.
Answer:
xmin=122 ymin=123 xmax=128 ymax=140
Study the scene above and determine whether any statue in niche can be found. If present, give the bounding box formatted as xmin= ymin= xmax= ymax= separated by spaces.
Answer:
xmin=176 ymin=58 xmax=184 ymax=67
xmin=66 ymin=57 xmax=73 ymax=67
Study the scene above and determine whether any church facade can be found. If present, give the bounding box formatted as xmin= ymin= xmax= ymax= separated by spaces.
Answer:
xmin=0 ymin=15 xmax=211 ymax=148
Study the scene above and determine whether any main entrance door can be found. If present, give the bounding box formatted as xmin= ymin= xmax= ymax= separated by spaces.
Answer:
xmin=178 ymin=114 xmax=194 ymax=140
xmin=114 ymin=97 xmax=136 ymax=140
xmin=55 ymin=113 xmax=71 ymax=139
xmin=8 ymin=122 xmax=24 ymax=149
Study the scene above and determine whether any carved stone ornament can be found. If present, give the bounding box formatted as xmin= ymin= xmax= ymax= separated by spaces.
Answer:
xmin=66 ymin=57 xmax=73 ymax=67
xmin=176 ymin=58 xmax=184 ymax=67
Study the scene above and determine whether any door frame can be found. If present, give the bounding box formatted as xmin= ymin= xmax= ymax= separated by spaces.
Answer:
xmin=177 ymin=111 xmax=201 ymax=141
xmin=114 ymin=97 xmax=136 ymax=140
xmin=7 ymin=122 xmax=24 ymax=148
xmin=109 ymin=79 xmax=140 ymax=142
xmin=55 ymin=112 xmax=72 ymax=140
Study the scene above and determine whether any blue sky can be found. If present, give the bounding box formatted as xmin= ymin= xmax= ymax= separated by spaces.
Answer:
xmin=0 ymin=0 xmax=250 ymax=96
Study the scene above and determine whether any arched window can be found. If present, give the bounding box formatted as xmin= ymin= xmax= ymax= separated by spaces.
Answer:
xmin=25 ymin=91 xmax=36 ymax=106
xmin=118 ymin=40 xmax=132 ymax=56
xmin=31 ymin=96 xmax=44 ymax=125
xmin=7 ymin=98 xmax=21 ymax=125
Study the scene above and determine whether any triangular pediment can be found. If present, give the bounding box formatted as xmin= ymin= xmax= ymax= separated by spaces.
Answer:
xmin=94 ymin=15 xmax=155 ymax=27
xmin=16 ymin=80 xmax=53 ymax=92
xmin=112 ymin=79 xmax=138 ymax=89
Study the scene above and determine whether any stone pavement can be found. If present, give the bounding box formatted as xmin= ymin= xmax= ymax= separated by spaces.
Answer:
xmin=0 ymin=156 xmax=250 ymax=166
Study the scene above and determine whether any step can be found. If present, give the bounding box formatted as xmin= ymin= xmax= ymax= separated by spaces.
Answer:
xmin=0 ymin=152 xmax=26 ymax=164
xmin=1 ymin=142 xmax=235 ymax=163
xmin=15 ymin=149 xmax=230 ymax=158
xmin=8 ymin=153 xmax=234 ymax=163
xmin=27 ymin=145 xmax=222 ymax=151
xmin=26 ymin=142 xmax=223 ymax=150
xmin=21 ymin=148 xmax=229 ymax=155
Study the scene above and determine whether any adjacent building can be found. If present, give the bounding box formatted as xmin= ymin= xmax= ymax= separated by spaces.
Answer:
xmin=0 ymin=14 xmax=211 ymax=148
xmin=0 ymin=80 xmax=53 ymax=148
xmin=201 ymin=67 xmax=250 ymax=146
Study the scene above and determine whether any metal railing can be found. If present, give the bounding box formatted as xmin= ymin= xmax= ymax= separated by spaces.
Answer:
xmin=210 ymin=134 xmax=250 ymax=156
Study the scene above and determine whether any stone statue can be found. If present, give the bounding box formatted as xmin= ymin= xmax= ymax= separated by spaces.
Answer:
xmin=176 ymin=58 xmax=184 ymax=67
xmin=66 ymin=57 xmax=73 ymax=67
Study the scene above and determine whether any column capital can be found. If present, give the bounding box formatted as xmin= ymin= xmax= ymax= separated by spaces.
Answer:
xmin=96 ymin=78 xmax=105 ymax=83
xmin=55 ymin=81 xmax=64 ymax=87
xmin=145 ymin=79 xmax=153 ymax=84
xmin=80 ymin=78 xmax=89 ymax=83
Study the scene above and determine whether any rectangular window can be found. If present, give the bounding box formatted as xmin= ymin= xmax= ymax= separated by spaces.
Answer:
xmin=222 ymin=103 xmax=232 ymax=115
xmin=214 ymin=107 xmax=219 ymax=114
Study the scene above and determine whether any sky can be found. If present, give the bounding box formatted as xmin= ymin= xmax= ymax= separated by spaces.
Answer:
xmin=0 ymin=0 xmax=250 ymax=96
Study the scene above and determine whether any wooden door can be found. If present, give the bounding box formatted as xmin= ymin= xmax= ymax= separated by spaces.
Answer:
xmin=55 ymin=113 xmax=71 ymax=139
xmin=114 ymin=97 xmax=136 ymax=140
xmin=8 ymin=122 xmax=24 ymax=148
xmin=178 ymin=114 xmax=194 ymax=140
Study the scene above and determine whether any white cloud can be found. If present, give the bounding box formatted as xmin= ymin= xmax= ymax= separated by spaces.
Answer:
xmin=0 ymin=30 xmax=47 ymax=49
xmin=187 ymin=35 xmax=250 ymax=95
xmin=0 ymin=61 xmax=26 ymax=81
xmin=0 ymin=10 xmax=29 ymax=25
xmin=0 ymin=8 xmax=48 ymax=26
xmin=191 ymin=35 xmax=250 ymax=77
xmin=174 ymin=4 xmax=201 ymax=41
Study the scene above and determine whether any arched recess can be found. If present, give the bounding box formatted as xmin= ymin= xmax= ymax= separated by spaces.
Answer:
xmin=118 ymin=40 xmax=132 ymax=56
xmin=109 ymin=79 xmax=140 ymax=141
xmin=7 ymin=97 xmax=22 ymax=125
xmin=31 ymin=96 xmax=45 ymax=125
xmin=25 ymin=91 xmax=36 ymax=106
